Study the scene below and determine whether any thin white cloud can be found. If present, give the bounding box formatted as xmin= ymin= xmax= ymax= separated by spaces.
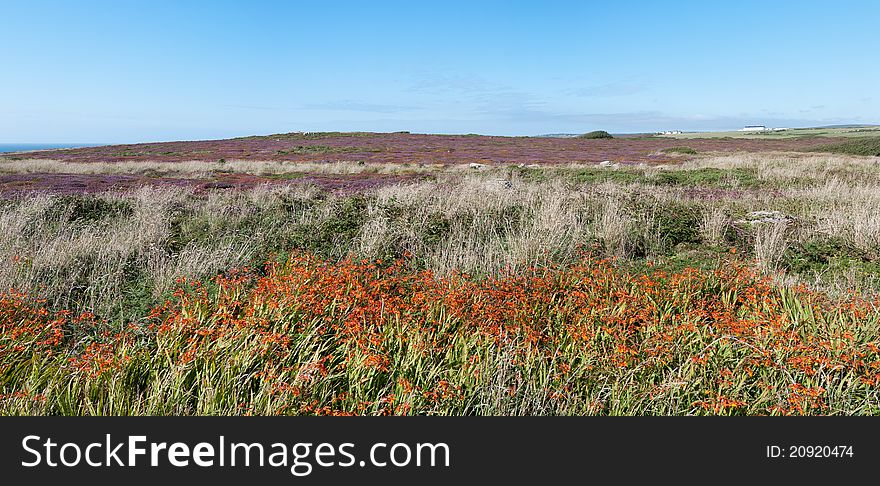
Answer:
xmin=407 ymin=73 xmax=507 ymax=96
xmin=567 ymin=82 xmax=648 ymax=98
xmin=302 ymin=100 xmax=420 ymax=113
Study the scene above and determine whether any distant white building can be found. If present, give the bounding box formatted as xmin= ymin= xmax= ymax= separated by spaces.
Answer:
xmin=740 ymin=125 xmax=768 ymax=132
xmin=657 ymin=130 xmax=683 ymax=135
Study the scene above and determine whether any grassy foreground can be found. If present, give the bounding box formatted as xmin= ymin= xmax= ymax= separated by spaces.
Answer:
xmin=2 ymin=253 xmax=878 ymax=415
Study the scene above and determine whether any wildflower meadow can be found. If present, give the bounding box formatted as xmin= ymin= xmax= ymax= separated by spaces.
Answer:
xmin=3 ymin=252 xmax=878 ymax=415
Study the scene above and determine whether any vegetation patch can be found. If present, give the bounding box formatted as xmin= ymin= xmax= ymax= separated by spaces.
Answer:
xmin=652 ymin=168 xmax=760 ymax=188
xmin=578 ymin=130 xmax=614 ymax=139
xmin=4 ymin=153 xmax=880 ymax=416
xmin=47 ymin=195 xmax=133 ymax=223
xmin=662 ymin=146 xmax=699 ymax=155
xmin=806 ymin=137 xmax=880 ymax=156
xmin=276 ymin=145 xmax=362 ymax=155
xmin=2 ymin=255 xmax=878 ymax=415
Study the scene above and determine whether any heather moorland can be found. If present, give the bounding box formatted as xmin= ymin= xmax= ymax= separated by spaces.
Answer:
xmin=1 ymin=131 xmax=879 ymax=415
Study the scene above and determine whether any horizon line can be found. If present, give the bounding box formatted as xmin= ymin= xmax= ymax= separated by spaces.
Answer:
xmin=2 ymin=123 xmax=879 ymax=146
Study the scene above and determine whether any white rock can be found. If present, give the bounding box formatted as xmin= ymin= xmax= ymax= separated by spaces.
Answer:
xmin=735 ymin=210 xmax=794 ymax=225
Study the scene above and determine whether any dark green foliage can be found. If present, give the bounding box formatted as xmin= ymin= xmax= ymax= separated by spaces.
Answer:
xmin=623 ymin=246 xmax=726 ymax=274
xmin=238 ymin=132 xmax=375 ymax=141
xmin=654 ymin=201 xmax=701 ymax=248
xmin=652 ymin=168 xmax=760 ymax=188
xmin=578 ymin=130 xmax=614 ymax=139
xmin=722 ymin=224 xmax=750 ymax=253
xmin=320 ymin=196 xmax=370 ymax=247
xmin=268 ymin=196 xmax=371 ymax=259
xmin=275 ymin=145 xmax=384 ymax=156
xmin=571 ymin=169 xmax=643 ymax=185
xmin=662 ymin=146 xmax=698 ymax=155
xmin=806 ymin=137 xmax=880 ymax=156
xmin=276 ymin=145 xmax=352 ymax=155
xmin=563 ymin=167 xmax=759 ymax=188
xmin=782 ymin=238 xmax=871 ymax=274
xmin=116 ymin=266 xmax=157 ymax=323
xmin=781 ymin=237 xmax=880 ymax=290
xmin=625 ymin=198 xmax=701 ymax=257
xmin=422 ymin=213 xmax=451 ymax=246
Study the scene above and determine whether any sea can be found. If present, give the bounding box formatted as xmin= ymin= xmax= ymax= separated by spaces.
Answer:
xmin=0 ymin=143 xmax=100 ymax=153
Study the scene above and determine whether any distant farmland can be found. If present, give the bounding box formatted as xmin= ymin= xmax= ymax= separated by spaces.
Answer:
xmin=657 ymin=126 xmax=880 ymax=140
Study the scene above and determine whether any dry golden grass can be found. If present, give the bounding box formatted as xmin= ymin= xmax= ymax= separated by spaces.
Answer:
xmin=699 ymin=207 xmax=729 ymax=247
xmin=0 ymin=158 xmax=450 ymax=177
xmin=5 ymin=152 xmax=880 ymax=317
xmin=682 ymin=152 xmax=880 ymax=182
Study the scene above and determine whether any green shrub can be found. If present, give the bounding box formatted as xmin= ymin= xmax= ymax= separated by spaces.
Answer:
xmin=653 ymin=168 xmax=759 ymax=188
xmin=782 ymin=238 xmax=868 ymax=274
xmin=571 ymin=169 xmax=643 ymax=185
xmin=422 ymin=213 xmax=451 ymax=246
xmin=655 ymin=202 xmax=701 ymax=248
xmin=578 ymin=130 xmax=614 ymax=139
xmin=276 ymin=145 xmax=351 ymax=155
xmin=662 ymin=146 xmax=698 ymax=155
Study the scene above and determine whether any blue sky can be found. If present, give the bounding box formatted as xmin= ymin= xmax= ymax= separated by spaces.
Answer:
xmin=1 ymin=0 xmax=878 ymax=142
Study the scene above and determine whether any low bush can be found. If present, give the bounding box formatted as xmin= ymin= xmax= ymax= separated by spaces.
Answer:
xmin=662 ymin=146 xmax=698 ymax=155
xmin=578 ymin=130 xmax=614 ymax=139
